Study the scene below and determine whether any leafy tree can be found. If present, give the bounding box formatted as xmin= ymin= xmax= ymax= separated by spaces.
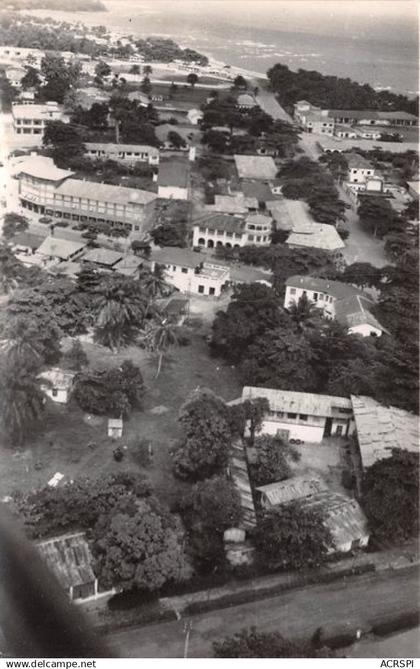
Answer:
xmin=62 ymin=339 xmax=88 ymax=371
xmin=151 ymin=219 xmax=187 ymax=248
xmin=362 ymin=449 xmax=419 ymax=543
xmin=72 ymin=360 xmax=144 ymax=417
xmin=39 ymin=53 xmax=81 ymax=103
xmin=0 ymin=244 xmax=27 ymax=294
xmin=202 ymin=129 xmax=227 ymax=153
xmin=143 ymin=65 xmax=153 ymax=76
xmin=173 ymin=389 xmax=232 ymax=481
xmin=129 ymin=64 xmax=140 ymax=75
xmin=240 ymin=328 xmax=318 ymax=392
xmin=357 ymin=196 xmax=397 ymax=238
xmin=213 ymin=627 xmax=334 ymax=658
xmin=43 ymin=121 xmax=85 ymax=162
xmin=92 ymin=499 xmax=191 ymax=591
xmin=233 ymin=75 xmax=248 ymax=89
xmin=286 ymin=293 xmax=324 ymax=333
xmin=186 ymin=73 xmax=199 ymax=88
xmin=94 ymin=276 xmax=147 ymax=350
xmin=179 ymin=476 xmax=242 ymax=571
xmin=249 ymin=435 xmax=300 ymax=487
xmin=341 ymin=262 xmax=382 ymax=289
xmin=167 ymin=130 xmax=186 ymax=149
xmin=140 ymin=75 xmax=152 ymax=95
xmin=21 ymin=66 xmax=41 ymax=90
xmin=2 ymin=212 xmax=29 ymax=240
xmin=94 ymin=60 xmax=111 ymax=79
xmin=211 ymin=283 xmax=287 ymax=363
xmin=14 ymin=472 xmax=151 ymax=539
xmin=254 ymin=502 xmax=333 ymax=569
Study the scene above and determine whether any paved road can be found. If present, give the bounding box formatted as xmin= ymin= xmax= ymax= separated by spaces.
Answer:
xmin=254 ymin=82 xmax=293 ymax=123
xmin=298 ymin=133 xmax=388 ymax=268
xmin=349 ymin=627 xmax=420 ymax=658
xmin=108 ymin=567 xmax=419 ymax=658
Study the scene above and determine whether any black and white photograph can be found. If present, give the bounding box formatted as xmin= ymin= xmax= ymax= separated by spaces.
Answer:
xmin=0 ymin=0 xmax=418 ymax=662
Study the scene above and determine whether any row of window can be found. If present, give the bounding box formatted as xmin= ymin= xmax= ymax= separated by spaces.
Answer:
xmin=269 ymin=410 xmax=309 ymax=421
xmin=88 ymin=151 xmax=152 ymax=159
xmin=248 ymin=234 xmax=269 ymax=242
xmin=15 ymin=119 xmax=43 ymax=125
xmin=289 ymin=288 xmax=334 ymax=304
xmin=16 ymin=128 xmax=42 ymax=134
xmin=198 ymin=227 xmax=243 ymax=240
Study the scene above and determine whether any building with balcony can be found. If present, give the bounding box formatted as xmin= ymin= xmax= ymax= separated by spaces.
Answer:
xmin=241 ymin=386 xmax=356 ymax=442
xmin=150 ymin=247 xmax=230 ymax=296
xmin=193 ymin=212 xmax=272 ymax=249
xmin=84 ymin=142 xmax=160 ymax=166
xmin=17 ymin=155 xmax=158 ymax=234
xmin=12 ymin=101 xmax=65 ymax=145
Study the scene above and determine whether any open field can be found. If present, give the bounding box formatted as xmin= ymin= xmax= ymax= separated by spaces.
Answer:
xmin=0 ymin=333 xmax=241 ymax=506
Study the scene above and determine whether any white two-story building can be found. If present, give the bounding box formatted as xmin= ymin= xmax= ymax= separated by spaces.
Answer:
xmin=284 ymin=275 xmax=386 ymax=337
xmin=12 ymin=101 xmax=66 ymax=146
xmin=150 ymin=247 xmax=230 ymax=297
xmin=193 ymin=213 xmax=272 ymax=249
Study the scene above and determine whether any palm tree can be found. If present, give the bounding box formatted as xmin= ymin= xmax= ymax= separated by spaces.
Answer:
xmin=138 ymin=265 xmax=168 ymax=301
xmin=1 ymin=366 xmax=45 ymax=446
xmin=287 ymin=294 xmax=324 ymax=333
xmin=142 ymin=314 xmax=179 ymax=377
xmin=94 ymin=277 xmax=147 ymax=351
xmin=1 ymin=317 xmax=44 ymax=373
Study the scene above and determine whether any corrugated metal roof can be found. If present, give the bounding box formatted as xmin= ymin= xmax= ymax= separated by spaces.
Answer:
xmin=37 ymin=532 xmax=96 ymax=589
xmin=346 ymin=153 xmax=373 ymax=170
xmin=286 ymin=223 xmax=345 ymax=252
xmin=234 ymin=154 xmax=277 ymax=180
xmin=194 ymin=213 xmax=245 ymax=234
xmin=256 ymin=476 xmax=327 ymax=506
xmin=351 ymin=395 xmax=419 ymax=468
xmin=229 ymin=438 xmax=257 ymax=529
xmin=82 ymin=248 xmax=123 ymax=266
xmin=301 ymin=491 xmax=370 ymax=549
xmin=55 ymin=178 xmax=158 ymax=206
xmin=17 ymin=156 xmax=74 ymax=182
xmin=286 ymin=275 xmax=364 ymax=299
xmin=37 ymin=237 xmax=85 ymax=260
xmin=39 ymin=367 xmax=75 ymax=390
xmin=242 ymin=387 xmax=353 ymax=417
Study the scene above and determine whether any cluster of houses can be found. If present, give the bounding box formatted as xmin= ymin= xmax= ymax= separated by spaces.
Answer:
xmin=223 ymin=385 xmax=418 ymax=565
xmin=294 ymin=100 xmax=418 ymax=138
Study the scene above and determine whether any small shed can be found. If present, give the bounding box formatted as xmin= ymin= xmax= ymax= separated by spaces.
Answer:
xmin=39 ymin=368 xmax=75 ymax=404
xmin=108 ymin=417 xmax=123 ymax=438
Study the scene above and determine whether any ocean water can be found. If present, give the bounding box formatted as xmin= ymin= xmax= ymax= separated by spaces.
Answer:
xmin=27 ymin=0 xmax=419 ymax=95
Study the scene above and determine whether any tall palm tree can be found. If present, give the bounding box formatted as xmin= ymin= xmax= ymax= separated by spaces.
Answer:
xmin=1 ymin=366 xmax=45 ymax=446
xmin=142 ymin=314 xmax=179 ymax=377
xmin=2 ymin=317 xmax=45 ymax=373
xmin=94 ymin=278 xmax=147 ymax=351
xmin=287 ymin=294 xmax=324 ymax=334
xmin=138 ymin=265 xmax=168 ymax=302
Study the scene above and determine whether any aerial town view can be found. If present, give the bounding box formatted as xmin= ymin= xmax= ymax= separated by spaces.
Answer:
xmin=0 ymin=0 xmax=418 ymax=662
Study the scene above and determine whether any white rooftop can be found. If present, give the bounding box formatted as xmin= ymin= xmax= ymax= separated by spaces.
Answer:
xmin=242 ymin=387 xmax=353 ymax=417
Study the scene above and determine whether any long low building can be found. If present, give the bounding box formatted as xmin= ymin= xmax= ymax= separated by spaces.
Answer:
xmin=327 ymin=109 xmax=418 ymax=127
xmin=84 ymin=142 xmax=160 ymax=166
xmin=241 ymin=387 xmax=355 ymax=442
xmin=16 ymin=155 xmax=158 ymax=234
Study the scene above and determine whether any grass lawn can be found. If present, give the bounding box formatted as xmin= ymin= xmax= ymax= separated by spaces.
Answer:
xmin=0 ymin=333 xmax=241 ymax=508
xmin=151 ymin=83 xmax=211 ymax=106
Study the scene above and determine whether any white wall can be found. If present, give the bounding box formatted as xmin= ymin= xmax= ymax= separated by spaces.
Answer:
xmin=260 ymin=418 xmax=325 ymax=443
xmin=43 ymin=387 xmax=68 ymax=404
xmin=284 ymin=285 xmax=335 ymax=317
xmin=158 ymin=185 xmax=188 ymax=200
xmin=348 ymin=323 xmax=382 ymax=338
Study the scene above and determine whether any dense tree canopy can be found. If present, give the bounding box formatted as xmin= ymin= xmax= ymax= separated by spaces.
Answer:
xmin=362 ymin=449 xmax=419 ymax=543
xmin=248 ymin=435 xmax=300 ymax=487
xmin=179 ymin=476 xmax=242 ymax=571
xmin=267 ymin=63 xmax=418 ymax=116
xmin=173 ymin=389 xmax=232 ymax=481
xmin=72 ymin=360 xmax=144 ymax=417
xmin=213 ymin=627 xmax=335 ymax=658
xmin=254 ymin=502 xmax=333 ymax=569
xmin=92 ymin=498 xmax=191 ymax=591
